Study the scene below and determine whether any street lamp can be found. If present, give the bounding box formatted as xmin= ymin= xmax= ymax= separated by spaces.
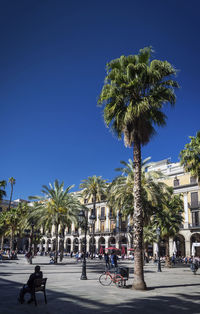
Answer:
xmin=89 ymin=213 xmax=96 ymax=259
xmin=156 ymin=227 xmax=162 ymax=272
xmin=118 ymin=212 xmax=122 ymax=249
xmin=78 ymin=209 xmax=88 ymax=280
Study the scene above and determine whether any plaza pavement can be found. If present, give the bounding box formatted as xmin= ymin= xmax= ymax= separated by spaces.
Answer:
xmin=0 ymin=256 xmax=200 ymax=314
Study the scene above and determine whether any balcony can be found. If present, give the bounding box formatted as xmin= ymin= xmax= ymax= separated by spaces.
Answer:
xmin=188 ymin=202 xmax=200 ymax=209
xmin=72 ymin=231 xmax=79 ymax=237
xmin=99 ymin=215 xmax=106 ymax=220
xmin=189 ymin=223 xmax=200 ymax=229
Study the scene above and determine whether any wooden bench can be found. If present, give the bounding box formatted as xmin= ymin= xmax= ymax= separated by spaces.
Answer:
xmin=33 ymin=278 xmax=47 ymax=306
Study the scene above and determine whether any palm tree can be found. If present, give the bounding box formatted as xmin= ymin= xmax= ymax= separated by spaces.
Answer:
xmin=1 ymin=207 xmax=20 ymax=250
xmin=143 ymin=225 xmax=157 ymax=261
xmin=29 ymin=180 xmax=80 ymax=264
xmin=108 ymin=158 xmax=169 ymax=225
xmin=98 ymin=47 xmax=178 ymax=290
xmin=79 ymin=176 xmax=108 ymax=258
xmin=0 ymin=180 xmax=6 ymax=200
xmin=180 ymin=131 xmax=200 ymax=183
xmin=8 ymin=177 xmax=16 ymax=211
xmin=154 ymin=190 xmax=183 ymax=266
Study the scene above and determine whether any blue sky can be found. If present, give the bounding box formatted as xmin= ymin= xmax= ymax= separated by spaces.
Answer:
xmin=1 ymin=0 xmax=200 ymax=200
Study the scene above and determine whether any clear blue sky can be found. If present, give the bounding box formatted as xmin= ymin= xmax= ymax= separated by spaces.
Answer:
xmin=1 ymin=0 xmax=200 ymax=200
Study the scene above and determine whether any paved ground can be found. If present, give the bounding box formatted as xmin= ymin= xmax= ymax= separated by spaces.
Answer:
xmin=0 ymin=256 xmax=200 ymax=314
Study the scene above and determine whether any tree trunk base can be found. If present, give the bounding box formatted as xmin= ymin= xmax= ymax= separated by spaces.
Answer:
xmin=132 ymin=281 xmax=147 ymax=291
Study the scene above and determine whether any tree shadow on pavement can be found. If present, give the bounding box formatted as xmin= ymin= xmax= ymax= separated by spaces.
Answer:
xmin=1 ymin=276 xmax=200 ymax=314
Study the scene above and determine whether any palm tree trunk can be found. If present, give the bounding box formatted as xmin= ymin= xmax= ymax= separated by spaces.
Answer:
xmin=1 ymin=235 xmax=4 ymax=250
xmin=91 ymin=194 xmax=96 ymax=259
xmin=8 ymin=184 xmax=13 ymax=211
xmin=132 ymin=135 xmax=146 ymax=290
xmin=10 ymin=228 xmax=14 ymax=251
xmin=165 ymin=237 xmax=171 ymax=267
xmin=55 ymin=224 xmax=58 ymax=264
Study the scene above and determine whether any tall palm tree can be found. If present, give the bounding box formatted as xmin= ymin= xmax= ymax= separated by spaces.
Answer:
xmin=98 ymin=47 xmax=178 ymax=290
xmin=180 ymin=131 xmax=200 ymax=183
xmin=79 ymin=176 xmax=108 ymax=258
xmin=8 ymin=177 xmax=16 ymax=211
xmin=0 ymin=180 xmax=6 ymax=200
xmin=29 ymin=180 xmax=80 ymax=264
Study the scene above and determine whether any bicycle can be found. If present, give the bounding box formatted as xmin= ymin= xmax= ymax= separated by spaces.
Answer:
xmin=99 ymin=270 xmax=124 ymax=287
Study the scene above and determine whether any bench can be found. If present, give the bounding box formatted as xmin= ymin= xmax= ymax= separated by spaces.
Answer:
xmin=33 ymin=278 xmax=47 ymax=306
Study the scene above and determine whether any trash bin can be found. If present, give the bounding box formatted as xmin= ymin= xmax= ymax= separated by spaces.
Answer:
xmin=117 ymin=267 xmax=129 ymax=279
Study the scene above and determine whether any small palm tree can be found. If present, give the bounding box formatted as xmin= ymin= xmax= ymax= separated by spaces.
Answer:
xmin=180 ymin=131 xmax=200 ymax=183
xmin=8 ymin=177 xmax=16 ymax=211
xmin=154 ymin=190 xmax=183 ymax=266
xmin=98 ymin=47 xmax=178 ymax=290
xmin=0 ymin=180 xmax=6 ymax=200
xmin=79 ymin=176 xmax=108 ymax=258
xmin=29 ymin=180 xmax=80 ymax=264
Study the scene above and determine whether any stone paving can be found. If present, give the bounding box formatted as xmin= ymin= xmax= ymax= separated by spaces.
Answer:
xmin=0 ymin=255 xmax=200 ymax=314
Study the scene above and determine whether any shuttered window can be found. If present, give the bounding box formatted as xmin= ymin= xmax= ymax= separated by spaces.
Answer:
xmin=191 ymin=192 xmax=198 ymax=208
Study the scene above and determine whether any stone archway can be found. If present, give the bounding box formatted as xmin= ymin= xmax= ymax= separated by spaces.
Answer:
xmin=191 ymin=233 xmax=200 ymax=256
xmin=98 ymin=237 xmax=105 ymax=253
xmin=52 ymin=239 xmax=56 ymax=251
xmin=47 ymin=239 xmax=51 ymax=252
xmin=59 ymin=239 xmax=64 ymax=252
xmin=89 ymin=237 xmax=96 ymax=254
xmin=119 ymin=236 xmax=127 ymax=254
xmin=73 ymin=238 xmax=79 ymax=253
xmin=66 ymin=238 xmax=71 ymax=253
xmin=108 ymin=237 xmax=116 ymax=247
xmin=174 ymin=234 xmax=185 ymax=257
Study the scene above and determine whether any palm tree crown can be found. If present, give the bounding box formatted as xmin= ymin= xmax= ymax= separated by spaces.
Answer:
xmin=180 ymin=131 xmax=200 ymax=183
xmin=98 ymin=47 xmax=178 ymax=147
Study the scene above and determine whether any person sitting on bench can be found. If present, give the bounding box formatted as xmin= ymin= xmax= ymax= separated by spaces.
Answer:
xmin=18 ymin=265 xmax=43 ymax=304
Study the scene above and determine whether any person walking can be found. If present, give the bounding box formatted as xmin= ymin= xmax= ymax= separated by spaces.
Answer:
xmin=104 ymin=253 xmax=110 ymax=269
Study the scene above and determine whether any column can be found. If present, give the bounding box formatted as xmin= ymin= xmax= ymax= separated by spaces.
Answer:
xmin=105 ymin=237 xmax=109 ymax=249
xmin=169 ymin=238 xmax=173 ymax=257
xmin=185 ymin=240 xmax=191 ymax=256
xmin=96 ymin=207 xmax=99 ymax=232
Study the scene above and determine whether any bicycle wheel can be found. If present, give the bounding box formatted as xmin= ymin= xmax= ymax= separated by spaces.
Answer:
xmin=99 ymin=273 xmax=112 ymax=286
xmin=114 ymin=274 xmax=123 ymax=287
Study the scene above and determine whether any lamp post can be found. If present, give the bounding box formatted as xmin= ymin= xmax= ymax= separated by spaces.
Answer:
xmin=118 ymin=212 xmax=122 ymax=249
xmin=156 ymin=227 xmax=162 ymax=272
xmin=78 ymin=209 xmax=88 ymax=280
xmin=29 ymin=222 xmax=34 ymax=264
xmin=89 ymin=213 xmax=96 ymax=259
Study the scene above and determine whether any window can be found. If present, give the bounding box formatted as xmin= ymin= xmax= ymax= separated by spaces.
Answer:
xmin=191 ymin=192 xmax=198 ymax=208
xmin=190 ymin=176 xmax=197 ymax=184
xmin=173 ymin=177 xmax=180 ymax=187
xmin=192 ymin=211 xmax=200 ymax=226
xmin=101 ymin=207 xmax=105 ymax=217
xmin=84 ymin=198 xmax=88 ymax=204
xmin=0 ymin=207 xmax=2 ymax=212
xmin=101 ymin=195 xmax=106 ymax=201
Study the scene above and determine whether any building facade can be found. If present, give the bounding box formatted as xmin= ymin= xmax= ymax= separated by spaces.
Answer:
xmin=1 ymin=159 xmax=200 ymax=257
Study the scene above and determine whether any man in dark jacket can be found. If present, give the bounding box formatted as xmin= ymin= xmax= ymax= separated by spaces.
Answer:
xmin=18 ymin=265 xmax=43 ymax=304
